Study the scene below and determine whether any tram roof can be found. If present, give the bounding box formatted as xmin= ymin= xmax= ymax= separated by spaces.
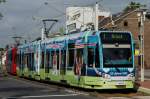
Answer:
xmin=18 ymin=30 xmax=132 ymax=48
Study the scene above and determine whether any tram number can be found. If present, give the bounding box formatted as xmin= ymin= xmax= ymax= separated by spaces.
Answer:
xmin=116 ymin=81 xmax=125 ymax=85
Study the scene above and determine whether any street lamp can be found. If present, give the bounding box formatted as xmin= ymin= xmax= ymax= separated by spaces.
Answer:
xmin=137 ymin=9 xmax=146 ymax=82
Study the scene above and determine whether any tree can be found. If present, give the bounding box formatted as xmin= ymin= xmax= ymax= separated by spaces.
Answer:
xmin=124 ymin=1 xmax=146 ymax=12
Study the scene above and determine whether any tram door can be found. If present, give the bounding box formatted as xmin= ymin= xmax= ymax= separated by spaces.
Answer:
xmin=74 ymin=48 xmax=83 ymax=76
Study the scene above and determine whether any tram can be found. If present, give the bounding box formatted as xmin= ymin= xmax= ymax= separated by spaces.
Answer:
xmin=8 ymin=30 xmax=135 ymax=89
xmin=6 ymin=47 xmax=17 ymax=75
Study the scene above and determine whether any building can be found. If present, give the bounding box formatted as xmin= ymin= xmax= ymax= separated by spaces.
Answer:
xmin=66 ymin=5 xmax=111 ymax=33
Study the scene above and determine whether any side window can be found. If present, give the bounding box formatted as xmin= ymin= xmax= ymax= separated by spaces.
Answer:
xmin=56 ymin=50 xmax=60 ymax=70
xmin=61 ymin=50 xmax=66 ymax=68
xmin=95 ymin=44 xmax=100 ymax=67
xmin=52 ymin=51 xmax=57 ymax=70
xmin=45 ymin=50 xmax=50 ymax=73
xmin=41 ymin=51 xmax=44 ymax=68
xmin=26 ymin=54 xmax=29 ymax=68
xmin=88 ymin=48 xmax=94 ymax=67
xmin=46 ymin=51 xmax=50 ymax=68
xmin=68 ymin=49 xmax=74 ymax=67
xmin=60 ymin=50 xmax=66 ymax=74
xmin=68 ymin=43 xmax=75 ymax=68
xmin=31 ymin=53 xmax=34 ymax=70
xmin=50 ymin=51 xmax=54 ymax=68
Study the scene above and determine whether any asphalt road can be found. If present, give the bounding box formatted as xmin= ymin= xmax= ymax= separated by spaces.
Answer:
xmin=0 ymin=70 xmax=150 ymax=99
xmin=0 ymin=76 xmax=97 ymax=99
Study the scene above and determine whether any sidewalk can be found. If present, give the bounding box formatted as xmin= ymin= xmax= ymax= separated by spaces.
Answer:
xmin=138 ymin=80 xmax=150 ymax=95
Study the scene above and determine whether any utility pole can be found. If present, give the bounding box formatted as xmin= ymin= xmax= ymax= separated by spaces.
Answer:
xmin=137 ymin=9 xmax=146 ymax=82
xmin=95 ymin=2 xmax=99 ymax=31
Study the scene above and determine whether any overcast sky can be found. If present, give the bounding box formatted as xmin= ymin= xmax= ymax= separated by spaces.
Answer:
xmin=0 ymin=0 xmax=149 ymax=48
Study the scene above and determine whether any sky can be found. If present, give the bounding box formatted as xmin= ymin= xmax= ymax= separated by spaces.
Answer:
xmin=0 ymin=0 xmax=149 ymax=48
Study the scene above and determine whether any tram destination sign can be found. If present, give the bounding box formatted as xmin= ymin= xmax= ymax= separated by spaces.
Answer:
xmin=100 ymin=32 xmax=131 ymax=44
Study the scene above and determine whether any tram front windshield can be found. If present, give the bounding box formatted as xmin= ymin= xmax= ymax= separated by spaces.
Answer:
xmin=100 ymin=32 xmax=133 ymax=68
xmin=103 ymin=48 xmax=132 ymax=67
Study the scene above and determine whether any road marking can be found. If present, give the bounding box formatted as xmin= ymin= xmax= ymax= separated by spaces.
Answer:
xmin=7 ymin=93 xmax=81 ymax=99
xmin=65 ymin=89 xmax=89 ymax=95
xmin=108 ymin=97 xmax=131 ymax=99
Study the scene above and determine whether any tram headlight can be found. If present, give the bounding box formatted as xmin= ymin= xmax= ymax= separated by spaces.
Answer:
xmin=103 ymin=73 xmax=111 ymax=79
xmin=127 ymin=73 xmax=134 ymax=80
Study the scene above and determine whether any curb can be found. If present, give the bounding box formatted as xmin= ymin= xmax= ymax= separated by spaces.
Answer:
xmin=138 ymin=87 xmax=150 ymax=95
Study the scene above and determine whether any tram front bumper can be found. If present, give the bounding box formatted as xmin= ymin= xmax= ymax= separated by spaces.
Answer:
xmin=84 ymin=76 xmax=134 ymax=89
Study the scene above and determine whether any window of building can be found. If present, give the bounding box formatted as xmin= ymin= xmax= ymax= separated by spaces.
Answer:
xmin=124 ymin=20 xmax=128 ymax=27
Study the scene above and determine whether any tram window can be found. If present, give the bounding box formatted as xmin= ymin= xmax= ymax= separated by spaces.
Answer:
xmin=31 ymin=53 xmax=34 ymax=70
xmin=88 ymin=48 xmax=94 ymax=67
xmin=45 ymin=51 xmax=50 ymax=73
xmin=29 ymin=53 xmax=31 ymax=70
xmin=60 ymin=50 xmax=66 ymax=74
xmin=23 ymin=54 xmax=26 ymax=66
xmin=50 ymin=51 xmax=54 ymax=67
xmin=16 ymin=54 xmax=19 ymax=66
xmin=56 ymin=51 xmax=59 ymax=70
xmin=23 ymin=54 xmax=25 ymax=66
xmin=29 ymin=53 xmax=32 ymax=70
xmin=27 ymin=54 xmax=29 ymax=68
xmin=52 ymin=51 xmax=57 ymax=71
xmin=95 ymin=44 xmax=100 ymax=67
xmin=46 ymin=51 xmax=50 ymax=68
xmin=61 ymin=50 xmax=66 ymax=67
xmin=68 ymin=49 xmax=74 ymax=67
xmin=41 ymin=52 xmax=44 ymax=68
